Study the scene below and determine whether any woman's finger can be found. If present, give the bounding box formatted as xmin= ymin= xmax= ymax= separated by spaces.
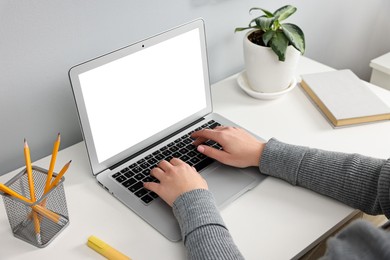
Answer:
xmin=143 ymin=181 xmax=160 ymax=193
xmin=150 ymin=166 xmax=165 ymax=179
xmin=157 ymin=159 xmax=172 ymax=172
xmin=170 ymin=157 xmax=184 ymax=166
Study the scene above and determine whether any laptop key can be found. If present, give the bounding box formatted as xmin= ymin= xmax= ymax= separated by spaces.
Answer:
xmin=121 ymin=167 xmax=129 ymax=173
xmin=179 ymin=148 xmax=189 ymax=154
xmin=180 ymin=155 xmax=190 ymax=162
xmin=190 ymin=157 xmax=200 ymax=164
xmin=135 ymin=188 xmax=148 ymax=198
xmin=147 ymin=158 xmax=158 ymax=165
xmin=115 ymin=175 xmax=126 ymax=183
xmin=122 ymin=178 xmax=137 ymax=188
xmin=112 ymin=172 xmax=121 ymax=178
xmin=141 ymin=194 xmax=154 ymax=204
xmin=142 ymin=169 xmax=151 ymax=176
xmin=143 ymin=176 xmax=153 ymax=182
xmin=134 ymin=173 xmax=145 ymax=180
xmin=162 ymin=150 xmax=172 ymax=156
xmin=137 ymin=158 xmax=145 ymax=164
xmin=186 ymin=144 xmax=196 ymax=150
xmin=187 ymin=151 xmax=197 ymax=157
xmin=197 ymin=153 xmax=206 ymax=159
xmin=177 ymin=142 xmax=185 ymax=148
xmin=193 ymin=157 xmax=214 ymax=172
xmin=183 ymin=138 xmax=192 ymax=144
xmin=132 ymin=166 xmax=142 ymax=173
xmin=172 ymin=152 xmax=181 ymax=158
xmin=124 ymin=171 xmax=135 ymax=178
xmin=129 ymin=181 xmax=144 ymax=193
xmin=169 ymin=146 xmax=179 ymax=152
xmin=140 ymin=162 xmax=150 ymax=169
xmin=155 ymin=154 xmax=164 ymax=160
xmin=149 ymin=192 xmax=159 ymax=198
xmin=209 ymin=122 xmax=221 ymax=129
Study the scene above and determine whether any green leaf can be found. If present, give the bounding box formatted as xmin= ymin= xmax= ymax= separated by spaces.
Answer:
xmin=234 ymin=26 xmax=256 ymax=33
xmin=270 ymin=31 xmax=289 ymax=61
xmin=282 ymin=23 xmax=305 ymax=54
xmin=262 ymin=30 xmax=274 ymax=46
xmin=250 ymin=7 xmax=273 ymax=17
xmin=249 ymin=16 xmax=262 ymax=27
xmin=273 ymin=5 xmax=296 ymax=22
xmin=256 ymin=16 xmax=275 ymax=31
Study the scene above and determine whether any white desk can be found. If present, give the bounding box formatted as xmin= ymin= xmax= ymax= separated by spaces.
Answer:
xmin=1 ymin=57 xmax=390 ymax=259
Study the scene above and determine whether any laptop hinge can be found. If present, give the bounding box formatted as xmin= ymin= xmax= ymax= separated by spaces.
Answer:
xmin=109 ymin=117 xmax=205 ymax=171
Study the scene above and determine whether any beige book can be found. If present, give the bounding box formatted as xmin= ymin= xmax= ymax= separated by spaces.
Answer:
xmin=301 ymin=69 xmax=390 ymax=127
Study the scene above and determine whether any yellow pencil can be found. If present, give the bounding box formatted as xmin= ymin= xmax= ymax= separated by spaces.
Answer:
xmin=33 ymin=205 xmax=68 ymax=226
xmin=44 ymin=133 xmax=61 ymax=193
xmin=24 ymin=139 xmax=41 ymax=244
xmin=0 ymin=184 xmax=67 ymax=226
xmin=24 ymin=140 xmax=36 ymax=201
xmin=40 ymin=133 xmax=61 ymax=209
xmin=49 ymin=160 xmax=72 ymax=189
xmin=0 ymin=183 xmax=31 ymax=204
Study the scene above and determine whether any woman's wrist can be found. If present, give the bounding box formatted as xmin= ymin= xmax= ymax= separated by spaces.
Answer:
xmin=252 ymin=141 xmax=266 ymax=167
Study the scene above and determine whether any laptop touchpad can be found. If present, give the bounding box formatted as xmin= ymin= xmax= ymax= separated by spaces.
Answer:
xmin=203 ymin=164 xmax=257 ymax=207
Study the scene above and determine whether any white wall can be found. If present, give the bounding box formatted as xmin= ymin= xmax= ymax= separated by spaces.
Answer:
xmin=1 ymin=0 xmax=389 ymax=175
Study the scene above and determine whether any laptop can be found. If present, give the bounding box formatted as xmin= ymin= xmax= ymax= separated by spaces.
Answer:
xmin=68 ymin=19 xmax=266 ymax=241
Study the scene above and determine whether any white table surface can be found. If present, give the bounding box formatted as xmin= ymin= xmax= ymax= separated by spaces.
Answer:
xmin=1 ymin=56 xmax=390 ymax=260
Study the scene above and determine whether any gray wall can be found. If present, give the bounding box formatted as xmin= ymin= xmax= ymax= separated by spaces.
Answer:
xmin=1 ymin=0 xmax=390 ymax=175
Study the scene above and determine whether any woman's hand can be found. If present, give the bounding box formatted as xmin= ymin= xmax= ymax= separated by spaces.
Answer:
xmin=144 ymin=158 xmax=208 ymax=206
xmin=192 ymin=126 xmax=265 ymax=168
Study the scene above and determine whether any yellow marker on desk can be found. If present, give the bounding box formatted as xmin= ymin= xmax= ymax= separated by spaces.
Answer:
xmin=87 ymin=235 xmax=131 ymax=260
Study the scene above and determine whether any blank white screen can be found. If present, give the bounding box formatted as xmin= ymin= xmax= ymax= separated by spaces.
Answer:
xmin=78 ymin=28 xmax=207 ymax=163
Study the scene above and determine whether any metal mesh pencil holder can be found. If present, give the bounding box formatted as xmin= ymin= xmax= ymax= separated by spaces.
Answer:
xmin=0 ymin=166 xmax=69 ymax=248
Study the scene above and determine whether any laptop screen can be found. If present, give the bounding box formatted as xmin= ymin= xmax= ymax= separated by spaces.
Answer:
xmin=70 ymin=22 xmax=210 ymax=170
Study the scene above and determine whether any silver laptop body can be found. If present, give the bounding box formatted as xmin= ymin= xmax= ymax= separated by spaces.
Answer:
xmin=69 ymin=19 xmax=265 ymax=241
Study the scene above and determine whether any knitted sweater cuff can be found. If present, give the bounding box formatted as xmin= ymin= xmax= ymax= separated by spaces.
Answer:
xmin=259 ymin=138 xmax=309 ymax=185
xmin=172 ymin=189 xmax=226 ymax=242
xmin=378 ymin=159 xmax=390 ymax=218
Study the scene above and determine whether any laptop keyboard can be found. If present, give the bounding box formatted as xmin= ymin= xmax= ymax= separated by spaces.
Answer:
xmin=111 ymin=120 xmax=222 ymax=205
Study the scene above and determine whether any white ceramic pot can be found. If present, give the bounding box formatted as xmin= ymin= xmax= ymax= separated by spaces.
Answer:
xmin=243 ymin=30 xmax=301 ymax=93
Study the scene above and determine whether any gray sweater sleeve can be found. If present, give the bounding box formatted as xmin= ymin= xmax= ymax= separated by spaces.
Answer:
xmin=321 ymin=220 xmax=390 ymax=259
xmin=260 ymin=138 xmax=390 ymax=218
xmin=173 ymin=189 xmax=244 ymax=260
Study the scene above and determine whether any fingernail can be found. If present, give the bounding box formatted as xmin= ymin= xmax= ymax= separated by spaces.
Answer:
xmin=197 ymin=145 xmax=205 ymax=153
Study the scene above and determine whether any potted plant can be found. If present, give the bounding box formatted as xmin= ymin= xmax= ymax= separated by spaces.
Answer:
xmin=235 ymin=5 xmax=305 ymax=93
